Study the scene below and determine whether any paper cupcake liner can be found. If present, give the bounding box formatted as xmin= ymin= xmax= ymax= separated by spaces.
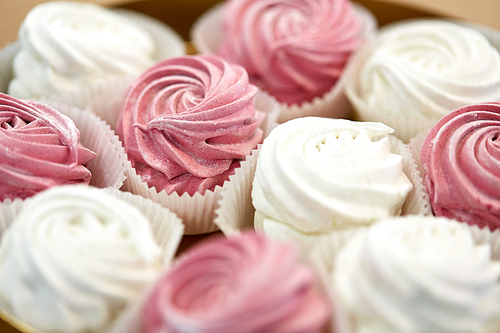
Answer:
xmin=307 ymin=228 xmax=366 ymax=333
xmin=120 ymin=91 xmax=278 ymax=235
xmin=213 ymin=146 xmax=261 ymax=236
xmin=211 ymin=89 xmax=280 ymax=235
xmin=345 ymin=19 xmax=500 ymax=143
xmin=1 ymin=10 xmax=186 ymax=131
xmin=0 ymin=186 xmax=184 ymax=333
xmin=190 ymin=1 xmax=378 ymax=124
xmin=390 ymin=135 xmax=432 ymax=216
xmin=40 ymin=99 xmax=128 ymax=190
xmin=407 ymin=130 xmax=435 ymax=217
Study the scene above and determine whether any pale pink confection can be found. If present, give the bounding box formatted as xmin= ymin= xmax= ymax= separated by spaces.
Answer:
xmin=0 ymin=93 xmax=96 ymax=201
xmin=421 ymin=102 xmax=500 ymax=230
xmin=143 ymin=232 xmax=330 ymax=333
xmin=117 ymin=54 xmax=265 ymax=196
xmin=217 ymin=0 xmax=361 ymax=106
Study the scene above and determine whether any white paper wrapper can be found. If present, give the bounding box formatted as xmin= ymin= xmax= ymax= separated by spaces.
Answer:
xmin=190 ymin=1 xmax=378 ymax=123
xmin=1 ymin=9 xmax=186 ymax=130
xmin=213 ymin=146 xmax=260 ymax=236
xmin=121 ymin=91 xmax=279 ymax=235
xmin=407 ymin=130 xmax=433 ymax=210
xmin=0 ymin=186 xmax=184 ymax=333
xmin=391 ymin=135 xmax=432 ymax=216
xmin=345 ymin=19 xmax=500 ymax=143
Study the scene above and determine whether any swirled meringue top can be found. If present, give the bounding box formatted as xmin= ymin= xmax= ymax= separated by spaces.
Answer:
xmin=143 ymin=232 xmax=330 ymax=333
xmin=217 ymin=0 xmax=361 ymax=105
xmin=252 ymin=117 xmax=413 ymax=233
xmin=333 ymin=216 xmax=500 ymax=333
xmin=357 ymin=20 xmax=500 ymax=121
xmin=0 ymin=93 xmax=96 ymax=201
xmin=0 ymin=185 xmax=162 ymax=333
xmin=117 ymin=54 xmax=265 ymax=195
xmin=8 ymin=1 xmax=156 ymax=99
xmin=421 ymin=102 xmax=500 ymax=230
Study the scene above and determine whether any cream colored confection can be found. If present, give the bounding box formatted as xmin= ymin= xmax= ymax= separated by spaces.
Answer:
xmin=347 ymin=20 xmax=500 ymax=141
xmin=8 ymin=1 xmax=157 ymax=99
xmin=333 ymin=216 xmax=500 ymax=333
xmin=0 ymin=185 xmax=161 ymax=333
xmin=252 ymin=117 xmax=412 ymax=246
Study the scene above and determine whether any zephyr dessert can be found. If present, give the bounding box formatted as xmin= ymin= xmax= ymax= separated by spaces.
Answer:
xmin=142 ymin=232 xmax=331 ymax=333
xmin=420 ymin=102 xmax=500 ymax=231
xmin=252 ymin=116 xmax=414 ymax=251
xmin=326 ymin=216 xmax=500 ymax=333
xmin=0 ymin=93 xmax=95 ymax=201
xmin=345 ymin=20 xmax=500 ymax=142
xmin=191 ymin=0 xmax=377 ymax=122
xmin=117 ymin=54 xmax=279 ymax=234
xmin=0 ymin=185 xmax=177 ymax=333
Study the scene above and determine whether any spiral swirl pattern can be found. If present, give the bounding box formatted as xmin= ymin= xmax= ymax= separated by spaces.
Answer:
xmin=357 ymin=20 xmax=500 ymax=121
xmin=118 ymin=55 xmax=265 ymax=195
xmin=333 ymin=216 xmax=500 ymax=333
xmin=143 ymin=232 xmax=330 ymax=333
xmin=0 ymin=185 xmax=162 ymax=332
xmin=252 ymin=117 xmax=413 ymax=233
xmin=8 ymin=1 xmax=156 ymax=99
xmin=0 ymin=93 xmax=95 ymax=200
xmin=421 ymin=102 xmax=500 ymax=230
xmin=217 ymin=0 xmax=361 ymax=105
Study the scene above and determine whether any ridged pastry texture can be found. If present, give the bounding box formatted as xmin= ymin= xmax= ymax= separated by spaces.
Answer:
xmin=421 ymin=102 xmax=500 ymax=230
xmin=0 ymin=185 xmax=162 ymax=332
xmin=117 ymin=54 xmax=265 ymax=195
xmin=8 ymin=1 xmax=156 ymax=99
xmin=333 ymin=216 xmax=500 ymax=333
xmin=252 ymin=117 xmax=413 ymax=234
xmin=217 ymin=0 xmax=361 ymax=105
xmin=0 ymin=93 xmax=95 ymax=201
xmin=143 ymin=232 xmax=330 ymax=333
xmin=356 ymin=20 xmax=500 ymax=121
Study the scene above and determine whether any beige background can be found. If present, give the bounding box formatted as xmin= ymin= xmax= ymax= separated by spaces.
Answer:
xmin=0 ymin=0 xmax=499 ymax=47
